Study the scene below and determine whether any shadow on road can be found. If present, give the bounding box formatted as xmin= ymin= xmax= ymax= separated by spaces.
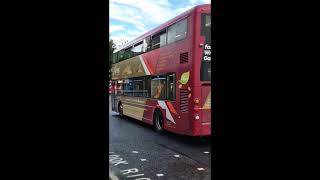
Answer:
xmin=110 ymin=113 xmax=211 ymax=146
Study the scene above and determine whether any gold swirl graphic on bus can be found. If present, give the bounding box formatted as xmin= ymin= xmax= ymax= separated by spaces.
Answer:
xmin=202 ymin=92 xmax=211 ymax=109
xmin=118 ymin=96 xmax=147 ymax=121
xmin=111 ymin=56 xmax=149 ymax=80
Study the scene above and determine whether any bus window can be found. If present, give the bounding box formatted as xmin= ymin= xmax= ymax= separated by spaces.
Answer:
xmin=112 ymin=53 xmax=117 ymax=64
xmin=175 ymin=18 xmax=187 ymax=41
xmin=113 ymin=53 xmax=116 ymax=63
xmin=118 ymin=50 xmax=124 ymax=62
xmin=160 ymin=33 xmax=167 ymax=47
xmin=151 ymin=37 xmax=160 ymax=49
xmin=151 ymin=30 xmax=166 ymax=50
xmin=144 ymin=76 xmax=151 ymax=98
xmin=117 ymin=80 xmax=123 ymax=95
xmin=145 ymin=36 xmax=151 ymax=52
xmin=131 ymin=41 xmax=143 ymax=56
xmin=167 ymin=73 xmax=176 ymax=101
xmin=124 ymin=47 xmax=133 ymax=60
xmin=167 ymin=18 xmax=188 ymax=44
xmin=123 ymin=79 xmax=133 ymax=96
xmin=200 ymin=14 xmax=211 ymax=81
xmin=142 ymin=37 xmax=150 ymax=52
xmin=151 ymin=76 xmax=166 ymax=99
xmin=133 ymin=77 xmax=144 ymax=97
xmin=167 ymin=24 xmax=175 ymax=44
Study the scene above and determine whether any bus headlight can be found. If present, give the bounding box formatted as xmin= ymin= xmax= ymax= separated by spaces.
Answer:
xmin=195 ymin=115 xmax=200 ymax=120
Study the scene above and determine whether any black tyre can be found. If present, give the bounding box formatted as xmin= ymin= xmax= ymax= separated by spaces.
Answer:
xmin=153 ymin=109 xmax=164 ymax=132
xmin=118 ymin=103 xmax=123 ymax=117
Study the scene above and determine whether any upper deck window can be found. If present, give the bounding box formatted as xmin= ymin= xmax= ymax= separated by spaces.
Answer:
xmin=167 ymin=18 xmax=188 ymax=44
xmin=124 ymin=47 xmax=133 ymax=59
xmin=112 ymin=53 xmax=117 ymax=64
xmin=151 ymin=30 xmax=167 ymax=50
xmin=112 ymin=18 xmax=188 ymax=64
xmin=131 ymin=41 xmax=143 ymax=56
xmin=118 ymin=50 xmax=124 ymax=62
xmin=205 ymin=15 xmax=211 ymax=27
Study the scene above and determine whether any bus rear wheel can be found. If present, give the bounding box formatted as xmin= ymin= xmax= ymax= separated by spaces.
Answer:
xmin=154 ymin=110 xmax=164 ymax=132
xmin=118 ymin=103 xmax=123 ymax=117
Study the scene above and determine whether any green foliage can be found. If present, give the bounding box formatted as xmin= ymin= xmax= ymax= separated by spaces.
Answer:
xmin=109 ymin=36 xmax=116 ymax=78
xmin=109 ymin=38 xmax=115 ymax=66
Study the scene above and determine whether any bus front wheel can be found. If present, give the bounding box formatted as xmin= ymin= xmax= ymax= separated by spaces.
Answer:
xmin=153 ymin=109 xmax=164 ymax=132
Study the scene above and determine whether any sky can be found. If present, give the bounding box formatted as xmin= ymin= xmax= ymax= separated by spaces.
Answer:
xmin=110 ymin=0 xmax=210 ymax=48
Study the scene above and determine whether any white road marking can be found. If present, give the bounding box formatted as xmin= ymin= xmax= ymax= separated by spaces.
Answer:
xmin=197 ymin=168 xmax=205 ymax=171
xmin=126 ymin=174 xmax=145 ymax=178
xmin=109 ymin=169 xmax=119 ymax=180
xmin=174 ymin=155 xmax=180 ymax=157
xmin=140 ymin=159 xmax=147 ymax=161
xmin=156 ymin=174 xmax=164 ymax=177
xmin=121 ymin=168 xmax=139 ymax=174
xmin=204 ymin=151 xmax=210 ymax=154
xmin=132 ymin=151 xmax=139 ymax=153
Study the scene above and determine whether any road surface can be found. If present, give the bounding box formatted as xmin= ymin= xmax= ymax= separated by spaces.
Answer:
xmin=109 ymin=97 xmax=211 ymax=180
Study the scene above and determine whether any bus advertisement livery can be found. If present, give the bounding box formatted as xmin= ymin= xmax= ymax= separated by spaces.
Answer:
xmin=111 ymin=4 xmax=211 ymax=136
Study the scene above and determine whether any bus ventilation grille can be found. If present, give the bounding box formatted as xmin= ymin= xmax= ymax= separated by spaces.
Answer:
xmin=180 ymin=89 xmax=189 ymax=113
xmin=180 ymin=52 xmax=188 ymax=64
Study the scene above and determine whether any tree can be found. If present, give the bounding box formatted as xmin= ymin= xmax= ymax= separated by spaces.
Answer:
xmin=108 ymin=37 xmax=129 ymax=78
xmin=109 ymin=36 xmax=116 ymax=78
xmin=109 ymin=37 xmax=115 ymax=67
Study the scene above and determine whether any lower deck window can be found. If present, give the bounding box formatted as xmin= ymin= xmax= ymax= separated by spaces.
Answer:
xmin=167 ymin=73 xmax=176 ymax=100
xmin=116 ymin=80 xmax=123 ymax=95
xmin=133 ymin=77 xmax=149 ymax=97
xmin=123 ymin=79 xmax=133 ymax=96
xmin=151 ymin=76 xmax=166 ymax=99
xmin=115 ymin=74 xmax=175 ymax=100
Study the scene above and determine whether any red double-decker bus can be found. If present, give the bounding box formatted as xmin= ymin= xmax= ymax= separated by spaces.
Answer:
xmin=111 ymin=4 xmax=211 ymax=136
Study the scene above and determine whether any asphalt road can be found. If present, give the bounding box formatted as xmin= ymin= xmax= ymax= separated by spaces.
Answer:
xmin=109 ymin=97 xmax=211 ymax=180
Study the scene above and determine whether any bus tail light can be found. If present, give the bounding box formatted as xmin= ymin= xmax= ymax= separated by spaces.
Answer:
xmin=194 ymin=98 xmax=200 ymax=104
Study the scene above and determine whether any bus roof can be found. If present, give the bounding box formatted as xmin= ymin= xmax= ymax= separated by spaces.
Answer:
xmin=113 ymin=4 xmax=210 ymax=53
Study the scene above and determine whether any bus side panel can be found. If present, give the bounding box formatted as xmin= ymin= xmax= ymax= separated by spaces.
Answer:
xmin=143 ymin=98 xmax=192 ymax=136
xmin=142 ymin=99 xmax=156 ymax=125
xmin=119 ymin=96 xmax=147 ymax=121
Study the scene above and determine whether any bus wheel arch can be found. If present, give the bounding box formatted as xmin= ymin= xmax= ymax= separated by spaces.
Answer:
xmin=153 ymin=108 xmax=164 ymax=132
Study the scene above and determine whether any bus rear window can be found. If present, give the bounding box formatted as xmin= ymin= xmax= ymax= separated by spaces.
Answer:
xmin=200 ymin=14 xmax=211 ymax=81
